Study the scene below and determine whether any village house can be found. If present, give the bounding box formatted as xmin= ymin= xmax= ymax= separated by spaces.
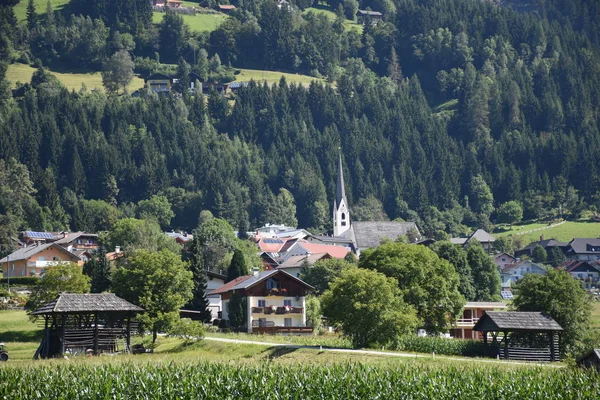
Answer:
xmin=211 ymin=269 xmax=313 ymax=334
xmin=276 ymin=253 xmax=331 ymax=278
xmin=282 ymin=239 xmax=349 ymax=261
xmin=218 ymin=4 xmax=236 ymax=13
xmin=152 ymin=0 xmax=182 ymax=8
xmin=356 ymin=9 xmax=383 ymax=25
xmin=145 ymin=73 xmax=173 ymax=93
xmin=206 ymin=270 xmax=227 ymax=319
xmin=450 ymin=229 xmax=496 ymax=253
xmin=564 ymin=238 xmax=600 ymax=261
xmin=166 ymin=231 xmax=193 ymax=246
xmin=54 ymin=232 xmax=99 ymax=253
xmin=450 ymin=301 xmax=507 ymax=340
xmin=499 ymin=260 xmax=547 ymax=289
xmin=494 ymin=252 xmax=517 ymax=269
xmin=0 ymin=243 xmax=81 ymax=277
xmin=514 ymin=237 xmax=568 ymax=258
xmin=559 ymin=260 xmax=600 ymax=289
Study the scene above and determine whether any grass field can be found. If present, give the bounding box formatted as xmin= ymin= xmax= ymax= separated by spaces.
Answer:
xmin=495 ymin=221 xmax=600 ymax=244
xmin=302 ymin=5 xmax=363 ymax=33
xmin=152 ymin=11 xmax=228 ymax=33
xmin=235 ymin=68 xmax=323 ymax=87
xmin=6 ymin=63 xmax=145 ymax=92
xmin=13 ymin=0 xmax=70 ymax=22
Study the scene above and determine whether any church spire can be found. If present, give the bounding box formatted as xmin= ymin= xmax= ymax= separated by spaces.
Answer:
xmin=336 ymin=151 xmax=346 ymax=210
xmin=333 ymin=150 xmax=351 ymax=237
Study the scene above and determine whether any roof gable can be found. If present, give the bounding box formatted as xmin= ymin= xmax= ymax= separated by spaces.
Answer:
xmin=0 ymin=243 xmax=80 ymax=263
xmin=32 ymin=293 xmax=143 ymax=315
xmin=210 ymin=269 xmax=313 ymax=295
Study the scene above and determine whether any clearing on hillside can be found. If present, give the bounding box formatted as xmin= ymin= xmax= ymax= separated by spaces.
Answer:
xmin=5 ymin=63 xmax=145 ymax=93
xmin=495 ymin=221 xmax=600 ymax=244
xmin=152 ymin=11 xmax=227 ymax=33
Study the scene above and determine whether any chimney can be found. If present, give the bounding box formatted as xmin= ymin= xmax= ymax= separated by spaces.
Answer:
xmin=252 ymin=267 xmax=259 ymax=277
xmin=115 ymin=246 xmax=121 ymax=253
xmin=540 ymin=235 xmax=544 ymax=241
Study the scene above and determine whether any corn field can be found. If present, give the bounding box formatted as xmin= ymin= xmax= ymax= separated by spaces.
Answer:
xmin=1 ymin=361 xmax=599 ymax=399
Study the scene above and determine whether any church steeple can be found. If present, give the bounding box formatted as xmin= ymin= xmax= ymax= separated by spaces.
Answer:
xmin=333 ymin=151 xmax=351 ymax=237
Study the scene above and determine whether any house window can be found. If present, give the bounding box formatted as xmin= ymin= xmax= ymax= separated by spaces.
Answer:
xmin=38 ymin=256 xmax=45 ymax=261
xmin=341 ymin=213 xmax=345 ymax=220
xmin=53 ymin=257 xmax=60 ymax=261
xmin=258 ymin=300 xmax=266 ymax=307
xmin=284 ymin=318 xmax=292 ymax=327
xmin=284 ymin=300 xmax=292 ymax=307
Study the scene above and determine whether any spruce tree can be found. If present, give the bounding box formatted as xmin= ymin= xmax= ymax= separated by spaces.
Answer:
xmin=26 ymin=0 xmax=36 ymax=31
xmin=186 ymin=237 xmax=212 ymax=321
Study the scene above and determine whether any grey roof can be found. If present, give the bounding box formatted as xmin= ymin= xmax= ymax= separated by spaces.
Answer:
xmin=308 ymin=235 xmax=354 ymax=245
xmin=473 ymin=311 xmax=563 ymax=332
xmin=31 ymin=293 xmax=143 ymax=315
xmin=55 ymin=231 xmax=98 ymax=245
xmin=464 ymin=302 xmax=508 ymax=309
xmin=335 ymin=152 xmax=347 ymax=211
xmin=521 ymin=239 xmax=568 ymax=252
xmin=277 ymin=253 xmax=328 ymax=269
xmin=351 ymin=221 xmax=420 ymax=249
xmin=357 ymin=9 xmax=382 ymax=16
xmin=468 ymin=229 xmax=495 ymax=243
xmin=210 ymin=269 xmax=313 ymax=295
xmin=567 ymin=238 xmax=600 ymax=255
xmin=0 ymin=243 xmax=80 ymax=263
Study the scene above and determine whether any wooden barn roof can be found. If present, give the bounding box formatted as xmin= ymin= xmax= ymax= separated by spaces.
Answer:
xmin=32 ymin=293 xmax=143 ymax=315
xmin=473 ymin=311 xmax=562 ymax=332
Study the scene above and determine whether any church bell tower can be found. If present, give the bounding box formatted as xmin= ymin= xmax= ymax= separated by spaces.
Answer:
xmin=333 ymin=152 xmax=351 ymax=237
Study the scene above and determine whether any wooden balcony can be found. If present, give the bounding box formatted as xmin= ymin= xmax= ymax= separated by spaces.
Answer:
xmin=455 ymin=318 xmax=478 ymax=327
xmin=251 ymin=307 xmax=303 ymax=315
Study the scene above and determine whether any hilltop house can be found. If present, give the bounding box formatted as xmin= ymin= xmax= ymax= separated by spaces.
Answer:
xmin=499 ymin=260 xmax=547 ymax=289
xmin=211 ymin=269 xmax=313 ymax=334
xmin=333 ymin=153 xmax=420 ymax=256
xmin=145 ymin=73 xmax=173 ymax=92
xmin=357 ymin=10 xmax=383 ymax=25
xmin=450 ymin=301 xmax=507 ymax=339
xmin=0 ymin=243 xmax=81 ymax=277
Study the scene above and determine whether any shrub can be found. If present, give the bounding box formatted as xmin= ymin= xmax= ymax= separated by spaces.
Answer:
xmin=168 ymin=318 xmax=206 ymax=345
xmin=0 ymin=277 xmax=39 ymax=286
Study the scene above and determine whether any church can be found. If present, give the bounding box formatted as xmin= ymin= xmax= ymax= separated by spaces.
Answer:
xmin=333 ymin=153 xmax=420 ymax=256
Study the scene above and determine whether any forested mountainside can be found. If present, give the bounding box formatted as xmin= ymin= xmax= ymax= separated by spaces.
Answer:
xmin=0 ymin=0 xmax=599 ymax=239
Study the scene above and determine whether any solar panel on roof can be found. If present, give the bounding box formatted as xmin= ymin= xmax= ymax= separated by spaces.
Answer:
xmin=263 ymin=239 xmax=283 ymax=244
xmin=26 ymin=231 xmax=54 ymax=239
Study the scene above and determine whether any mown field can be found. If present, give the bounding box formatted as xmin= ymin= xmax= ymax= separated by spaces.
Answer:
xmin=495 ymin=221 xmax=600 ymax=244
xmin=13 ymin=0 xmax=70 ymax=21
xmin=302 ymin=5 xmax=363 ymax=33
xmin=234 ymin=68 xmax=323 ymax=87
xmin=5 ymin=63 xmax=145 ymax=92
xmin=152 ymin=11 xmax=228 ymax=33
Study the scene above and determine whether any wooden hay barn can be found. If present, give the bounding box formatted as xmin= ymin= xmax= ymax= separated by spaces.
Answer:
xmin=31 ymin=293 xmax=143 ymax=359
xmin=473 ymin=311 xmax=562 ymax=362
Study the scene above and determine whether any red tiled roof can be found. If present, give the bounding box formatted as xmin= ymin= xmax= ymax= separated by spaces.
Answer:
xmin=219 ymin=5 xmax=236 ymax=9
xmin=257 ymin=238 xmax=289 ymax=253
xmin=297 ymin=241 xmax=349 ymax=259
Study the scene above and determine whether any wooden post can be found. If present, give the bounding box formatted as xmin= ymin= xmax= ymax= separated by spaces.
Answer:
xmin=483 ymin=331 xmax=488 ymax=356
xmin=60 ymin=314 xmax=66 ymax=356
xmin=43 ymin=316 xmax=49 ymax=359
xmin=503 ymin=331 xmax=509 ymax=360
xmin=126 ymin=315 xmax=131 ymax=353
xmin=93 ymin=314 xmax=99 ymax=355
xmin=550 ymin=331 xmax=556 ymax=362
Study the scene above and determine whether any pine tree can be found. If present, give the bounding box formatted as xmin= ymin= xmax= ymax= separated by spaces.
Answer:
xmin=26 ymin=0 xmax=36 ymax=31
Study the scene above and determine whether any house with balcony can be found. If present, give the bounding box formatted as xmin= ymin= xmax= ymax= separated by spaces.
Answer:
xmin=54 ymin=232 xmax=99 ymax=253
xmin=0 ymin=243 xmax=81 ymax=277
xmin=210 ymin=269 xmax=313 ymax=334
xmin=449 ymin=301 xmax=508 ymax=339
xmin=559 ymin=260 xmax=600 ymax=289
xmin=564 ymin=238 xmax=600 ymax=261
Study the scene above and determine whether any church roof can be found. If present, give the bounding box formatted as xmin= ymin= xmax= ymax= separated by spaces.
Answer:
xmin=351 ymin=221 xmax=419 ymax=249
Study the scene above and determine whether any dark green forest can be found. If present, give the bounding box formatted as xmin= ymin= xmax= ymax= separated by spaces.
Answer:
xmin=0 ymin=0 xmax=599 ymax=241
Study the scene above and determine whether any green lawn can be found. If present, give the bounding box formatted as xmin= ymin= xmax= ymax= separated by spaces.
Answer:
xmin=302 ymin=5 xmax=363 ymax=33
xmin=234 ymin=68 xmax=323 ymax=87
xmin=495 ymin=221 xmax=600 ymax=244
xmin=6 ymin=63 xmax=145 ymax=92
xmin=152 ymin=11 xmax=228 ymax=33
xmin=13 ymin=0 xmax=70 ymax=22
xmin=0 ymin=310 xmax=41 ymax=362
